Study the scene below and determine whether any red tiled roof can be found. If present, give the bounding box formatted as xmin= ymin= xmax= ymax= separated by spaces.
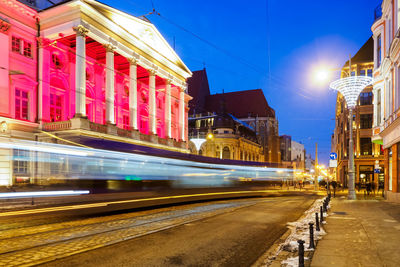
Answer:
xmin=205 ymin=89 xmax=275 ymax=118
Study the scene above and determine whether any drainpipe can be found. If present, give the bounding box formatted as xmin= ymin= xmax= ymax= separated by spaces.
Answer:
xmin=36 ymin=17 xmax=40 ymax=124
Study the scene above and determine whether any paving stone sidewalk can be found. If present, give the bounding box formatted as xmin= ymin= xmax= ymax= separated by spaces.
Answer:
xmin=311 ymin=196 xmax=400 ymax=267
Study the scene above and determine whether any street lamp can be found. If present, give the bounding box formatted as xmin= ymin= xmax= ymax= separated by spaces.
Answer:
xmin=329 ymin=57 xmax=373 ymax=200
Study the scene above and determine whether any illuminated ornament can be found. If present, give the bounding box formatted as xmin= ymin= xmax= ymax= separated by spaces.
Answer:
xmin=329 ymin=76 xmax=373 ymax=109
xmin=190 ymin=138 xmax=207 ymax=151
xmin=0 ymin=121 xmax=7 ymax=132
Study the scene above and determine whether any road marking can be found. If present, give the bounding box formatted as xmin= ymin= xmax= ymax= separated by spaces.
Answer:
xmin=0 ymin=190 xmax=280 ymax=217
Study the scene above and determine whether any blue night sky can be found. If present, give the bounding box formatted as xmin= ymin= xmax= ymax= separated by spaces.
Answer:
xmin=102 ymin=0 xmax=382 ymax=165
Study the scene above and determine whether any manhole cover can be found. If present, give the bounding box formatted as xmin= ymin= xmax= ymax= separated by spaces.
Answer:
xmin=333 ymin=211 xmax=347 ymax=215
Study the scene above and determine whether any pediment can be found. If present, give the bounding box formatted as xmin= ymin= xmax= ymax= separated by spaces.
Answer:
xmin=83 ymin=0 xmax=191 ymax=76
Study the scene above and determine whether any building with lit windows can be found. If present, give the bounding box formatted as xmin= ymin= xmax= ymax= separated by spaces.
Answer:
xmin=0 ymin=0 xmax=192 ymax=186
xmin=371 ymin=1 xmax=400 ymax=201
xmin=332 ymin=37 xmax=384 ymax=189
xmin=187 ymin=69 xmax=280 ymax=163
xmin=188 ymin=112 xmax=263 ymax=162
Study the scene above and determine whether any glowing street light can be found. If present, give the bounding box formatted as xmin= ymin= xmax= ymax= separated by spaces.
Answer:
xmin=328 ymin=56 xmax=373 ymax=200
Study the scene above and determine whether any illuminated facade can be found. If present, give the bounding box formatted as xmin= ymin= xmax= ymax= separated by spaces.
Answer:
xmin=0 ymin=0 xmax=192 ymax=186
xmin=188 ymin=113 xmax=264 ymax=162
xmin=371 ymin=1 xmax=400 ymax=201
xmin=332 ymin=37 xmax=384 ymax=188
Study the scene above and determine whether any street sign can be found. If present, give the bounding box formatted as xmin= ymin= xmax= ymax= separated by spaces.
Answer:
xmin=374 ymin=169 xmax=381 ymax=173
xmin=329 ymin=152 xmax=338 ymax=160
xmin=329 ymin=159 xmax=337 ymax=168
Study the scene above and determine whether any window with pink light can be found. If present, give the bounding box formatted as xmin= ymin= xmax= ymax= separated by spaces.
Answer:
xmin=11 ymin=36 xmax=32 ymax=58
xmin=50 ymin=93 xmax=63 ymax=122
xmin=15 ymin=88 xmax=29 ymax=120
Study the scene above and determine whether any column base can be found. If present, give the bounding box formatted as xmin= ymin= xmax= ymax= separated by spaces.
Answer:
xmin=347 ymin=189 xmax=357 ymax=200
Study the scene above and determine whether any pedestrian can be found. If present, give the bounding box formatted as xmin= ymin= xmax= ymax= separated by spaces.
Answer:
xmin=331 ymin=181 xmax=337 ymax=197
xmin=371 ymin=182 xmax=376 ymax=195
xmin=366 ymin=181 xmax=371 ymax=196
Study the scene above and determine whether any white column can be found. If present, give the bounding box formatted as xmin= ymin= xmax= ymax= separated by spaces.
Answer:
xmin=129 ymin=59 xmax=138 ymax=130
xmin=74 ymin=25 xmax=88 ymax=117
xmin=179 ymin=89 xmax=186 ymax=141
xmin=165 ymin=80 xmax=172 ymax=138
xmin=179 ymin=88 xmax=185 ymax=141
xmin=149 ymin=70 xmax=156 ymax=134
xmin=105 ymin=44 xmax=115 ymax=124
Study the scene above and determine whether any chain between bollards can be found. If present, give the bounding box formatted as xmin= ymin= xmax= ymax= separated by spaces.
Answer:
xmin=298 ymin=239 xmax=305 ymax=267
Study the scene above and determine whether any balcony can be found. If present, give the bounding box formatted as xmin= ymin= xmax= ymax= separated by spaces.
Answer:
xmin=42 ymin=117 xmax=187 ymax=150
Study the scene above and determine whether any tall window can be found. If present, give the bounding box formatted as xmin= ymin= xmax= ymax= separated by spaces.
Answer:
xmin=15 ymin=89 xmax=29 ymax=120
xmin=50 ymin=93 xmax=63 ymax=122
xmin=13 ymin=149 xmax=29 ymax=174
xmin=377 ymin=34 xmax=382 ymax=67
xmin=359 ymin=92 xmax=373 ymax=105
xmin=360 ymin=69 xmax=366 ymax=76
xmin=12 ymin=36 xmax=21 ymax=53
xmin=123 ymin=115 xmax=130 ymax=130
xmin=360 ymin=114 xmax=373 ymax=129
xmin=360 ymin=138 xmax=372 ymax=155
xmin=23 ymin=42 xmax=32 ymax=58
xmin=377 ymin=89 xmax=381 ymax=125
xmin=367 ymin=69 xmax=373 ymax=77
xmin=388 ymin=79 xmax=393 ymax=116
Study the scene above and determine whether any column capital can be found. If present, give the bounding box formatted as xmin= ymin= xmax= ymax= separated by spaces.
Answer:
xmin=180 ymin=85 xmax=187 ymax=92
xmin=148 ymin=69 xmax=157 ymax=76
xmin=103 ymin=43 xmax=116 ymax=53
xmin=73 ymin=25 xmax=89 ymax=37
xmin=128 ymin=57 xmax=138 ymax=65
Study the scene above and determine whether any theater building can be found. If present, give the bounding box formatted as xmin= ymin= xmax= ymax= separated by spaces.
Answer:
xmin=0 ymin=0 xmax=192 ymax=186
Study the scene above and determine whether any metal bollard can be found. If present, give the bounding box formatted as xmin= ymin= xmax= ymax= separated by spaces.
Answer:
xmin=320 ymin=206 xmax=324 ymax=224
xmin=308 ymin=222 xmax=315 ymax=249
xmin=315 ymin=212 xmax=320 ymax=231
xmin=298 ymin=239 xmax=305 ymax=267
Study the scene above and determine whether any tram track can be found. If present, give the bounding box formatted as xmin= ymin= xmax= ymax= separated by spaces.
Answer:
xmin=0 ymin=198 xmax=266 ymax=266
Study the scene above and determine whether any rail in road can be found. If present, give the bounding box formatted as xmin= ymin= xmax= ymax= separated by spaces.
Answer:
xmin=0 ymin=199 xmax=265 ymax=266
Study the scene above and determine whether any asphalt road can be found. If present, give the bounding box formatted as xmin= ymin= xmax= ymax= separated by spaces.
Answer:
xmin=36 ymin=195 xmax=317 ymax=267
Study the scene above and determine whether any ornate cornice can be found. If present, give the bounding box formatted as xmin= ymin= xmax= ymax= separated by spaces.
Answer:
xmin=0 ymin=18 xmax=10 ymax=33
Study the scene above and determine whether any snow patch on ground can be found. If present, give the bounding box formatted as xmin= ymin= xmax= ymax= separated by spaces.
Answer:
xmin=263 ymin=197 xmax=330 ymax=266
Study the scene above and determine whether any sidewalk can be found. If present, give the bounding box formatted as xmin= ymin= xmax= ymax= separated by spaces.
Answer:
xmin=311 ymin=196 xmax=400 ymax=267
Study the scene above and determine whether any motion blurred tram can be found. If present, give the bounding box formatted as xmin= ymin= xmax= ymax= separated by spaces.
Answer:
xmin=0 ymin=137 xmax=294 ymax=193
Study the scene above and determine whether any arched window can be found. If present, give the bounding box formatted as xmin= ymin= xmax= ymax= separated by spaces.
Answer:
xmin=49 ymin=76 xmax=68 ymax=122
xmin=222 ymin=146 xmax=230 ymax=159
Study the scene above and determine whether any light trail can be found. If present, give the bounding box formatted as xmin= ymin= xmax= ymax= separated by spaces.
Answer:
xmin=0 ymin=136 xmax=294 ymax=187
xmin=0 ymin=190 xmax=90 ymax=199
xmin=0 ymin=189 xmax=281 ymax=217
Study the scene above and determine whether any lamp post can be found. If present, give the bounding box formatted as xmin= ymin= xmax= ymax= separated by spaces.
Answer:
xmin=329 ymin=56 xmax=373 ymax=200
